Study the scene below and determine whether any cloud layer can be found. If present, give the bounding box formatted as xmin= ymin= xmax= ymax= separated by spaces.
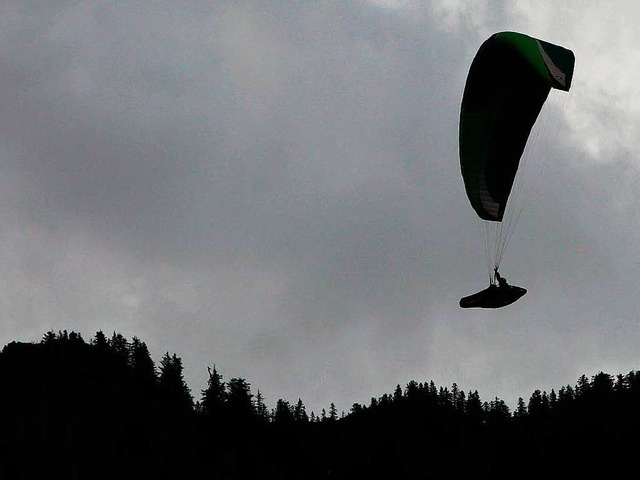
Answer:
xmin=0 ymin=1 xmax=639 ymax=413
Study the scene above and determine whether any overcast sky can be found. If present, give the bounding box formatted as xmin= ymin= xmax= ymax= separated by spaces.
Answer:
xmin=1 ymin=1 xmax=639 ymax=414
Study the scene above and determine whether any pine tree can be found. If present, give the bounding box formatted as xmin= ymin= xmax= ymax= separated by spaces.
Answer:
xmin=393 ymin=384 xmax=403 ymax=402
xmin=41 ymin=331 xmax=56 ymax=344
xmin=549 ymin=389 xmax=558 ymax=409
xmin=158 ymin=352 xmax=193 ymax=410
xmin=451 ymin=383 xmax=461 ymax=410
xmin=201 ymin=365 xmax=226 ymax=417
xmin=592 ymin=372 xmax=613 ymax=396
xmin=68 ymin=331 xmax=84 ymax=344
xmin=329 ymin=403 xmax=338 ymax=421
xmin=293 ymin=399 xmax=308 ymax=423
xmin=255 ymin=390 xmax=269 ymax=422
xmin=439 ymin=387 xmax=452 ymax=407
xmin=227 ymin=377 xmax=254 ymax=421
xmin=427 ymin=381 xmax=438 ymax=398
xmin=514 ymin=397 xmax=527 ymax=418
xmin=466 ymin=390 xmax=483 ymax=423
xmin=457 ymin=390 xmax=466 ymax=413
xmin=109 ymin=332 xmax=129 ymax=366
xmin=528 ymin=389 xmax=546 ymax=418
xmin=486 ymin=397 xmax=511 ymax=425
xmin=92 ymin=330 xmax=108 ymax=350
xmin=576 ymin=374 xmax=591 ymax=398
xmin=274 ymin=399 xmax=294 ymax=424
xmin=405 ymin=380 xmax=420 ymax=400
xmin=129 ymin=337 xmax=156 ymax=392
xmin=626 ymin=371 xmax=640 ymax=392
xmin=558 ymin=385 xmax=575 ymax=406
xmin=541 ymin=391 xmax=550 ymax=411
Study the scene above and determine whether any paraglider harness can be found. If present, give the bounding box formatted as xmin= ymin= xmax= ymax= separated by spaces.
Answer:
xmin=459 ymin=268 xmax=526 ymax=309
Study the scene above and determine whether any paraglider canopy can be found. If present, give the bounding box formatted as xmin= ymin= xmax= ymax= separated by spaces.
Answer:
xmin=458 ymin=32 xmax=574 ymax=308
xmin=459 ymin=31 xmax=574 ymax=223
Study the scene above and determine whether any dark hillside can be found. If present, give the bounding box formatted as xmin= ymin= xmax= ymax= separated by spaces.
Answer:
xmin=0 ymin=332 xmax=200 ymax=479
xmin=0 ymin=330 xmax=638 ymax=479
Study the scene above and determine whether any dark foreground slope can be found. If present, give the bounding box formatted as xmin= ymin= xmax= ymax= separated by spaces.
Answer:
xmin=0 ymin=331 xmax=639 ymax=479
xmin=0 ymin=334 xmax=202 ymax=479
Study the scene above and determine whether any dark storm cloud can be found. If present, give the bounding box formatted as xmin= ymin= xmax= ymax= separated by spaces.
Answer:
xmin=1 ymin=1 xmax=638 ymax=413
xmin=0 ymin=1 xmax=475 ymax=411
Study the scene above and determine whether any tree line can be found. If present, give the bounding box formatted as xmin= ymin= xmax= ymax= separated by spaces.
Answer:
xmin=0 ymin=329 xmax=637 ymax=478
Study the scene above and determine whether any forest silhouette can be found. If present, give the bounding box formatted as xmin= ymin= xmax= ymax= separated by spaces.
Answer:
xmin=0 ymin=330 xmax=637 ymax=479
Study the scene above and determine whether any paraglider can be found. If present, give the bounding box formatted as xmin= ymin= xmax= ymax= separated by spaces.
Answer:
xmin=458 ymin=32 xmax=574 ymax=309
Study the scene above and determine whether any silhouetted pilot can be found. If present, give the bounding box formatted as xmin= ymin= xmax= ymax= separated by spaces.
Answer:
xmin=494 ymin=268 xmax=508 ymax=288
